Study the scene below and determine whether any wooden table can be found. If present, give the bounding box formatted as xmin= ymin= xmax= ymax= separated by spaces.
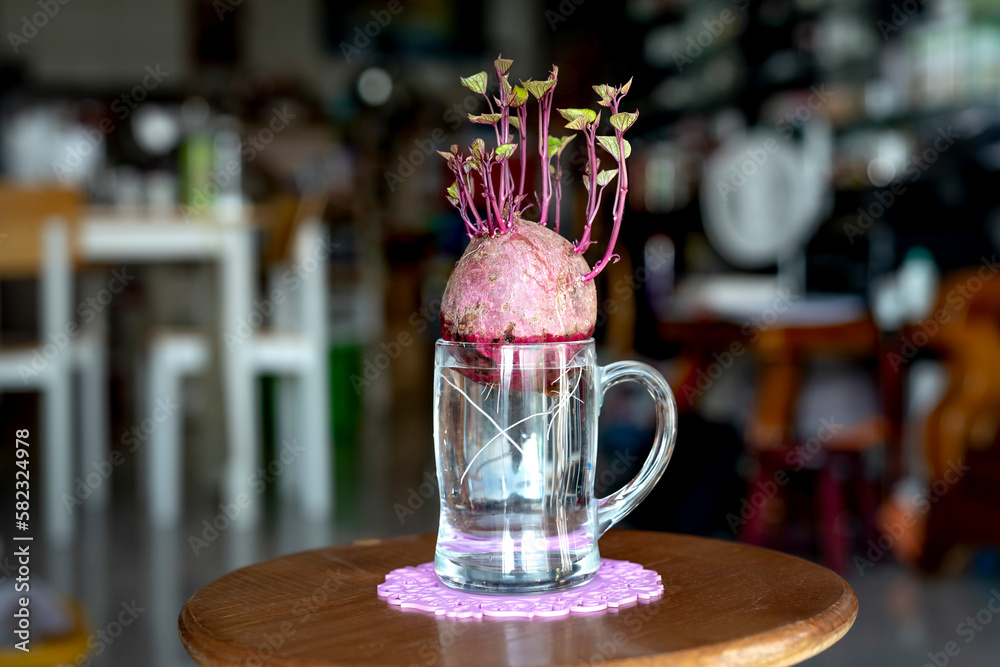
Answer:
xmin=179 ymin=531 xmax=857 ymax=667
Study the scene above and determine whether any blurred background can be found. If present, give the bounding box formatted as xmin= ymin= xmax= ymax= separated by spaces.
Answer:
xmin=0 ymin=0 xmax=999 ymax=664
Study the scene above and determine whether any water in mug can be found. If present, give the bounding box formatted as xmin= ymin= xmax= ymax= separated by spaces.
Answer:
xmin=434 ymin=347 xmax=600 ymax=592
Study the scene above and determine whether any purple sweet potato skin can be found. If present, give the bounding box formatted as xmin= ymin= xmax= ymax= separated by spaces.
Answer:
xmin=441 ymin=218 xmax=597 ymax=343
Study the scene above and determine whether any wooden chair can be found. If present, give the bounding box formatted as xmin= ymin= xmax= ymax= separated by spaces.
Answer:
xmin=0 ymin=184 xmax=109 ymax=545
xmin=741 ymin=318 xmax=887 ymax=573
xmin=881 ymin=268 xmax=1000 ymax=571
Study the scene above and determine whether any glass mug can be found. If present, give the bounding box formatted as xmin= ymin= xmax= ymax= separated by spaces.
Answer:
xmin=433 ymin=339 xmax=678 ymax=593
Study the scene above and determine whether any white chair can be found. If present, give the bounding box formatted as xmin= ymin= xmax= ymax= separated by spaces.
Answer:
xmin=144 ymin=330 xmax=210 ymax=525
xmin=142 ymin=196 xmax=332 ymax=526
xmin=0 ymin=185 xmax=109 ymax=546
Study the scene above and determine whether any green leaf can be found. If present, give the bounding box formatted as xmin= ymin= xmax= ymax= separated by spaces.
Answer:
xmin=597 ymin=135 xmax=632 ymax=160
xmin=509 ymin=115 xmax=521 ymax=131
xmin=460 ymin=72 xmax=489 ymax=95
xmin=447 ymin=181 xmax=459 ymax=199
xmin=558 ymin=108 xmax=598 ymax=124
xmin=620 ymin=77 xmax=633 ymax=96
xmin=500 ymin=74 xmax=512 ymax=102
xmin=468 ymin=113 xmax=501 ymax=125
xmin=471 ymin=138 xmax=486 ymax=157
xmin=509 ymin=85 xmax=529 ymax=108
xmin=495 ymin=143 xmax=518 ymax=160
xmin=546 ymin=134 xmax=576 ymax=158
xmin=596 ymin=169 xmax=618 ymax=187
xmin=610 ymin=111 xmax=639 ymax=132
xmin=593 ymin=84 xmax=615 ymax=101
xmin=494 ymin=55 xmax=513 ymax=74
xmin=437 ymin=150 xmax=453 ymax=161
xmin=446 ymin=196 xmax=459 ymax=207
xmin=521 ymin=79 xmax=555 ymax=99
xmin=564 ymin=116 xmax=589 ymax=131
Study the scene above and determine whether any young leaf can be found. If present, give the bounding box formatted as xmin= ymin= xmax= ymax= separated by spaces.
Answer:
xmin=500 ymin=74 xmax=512 ymax=101
xmin=460 ymin=72 xmax=489 ymax=95
xmin=521 ymin=79 xmax=555 ymax=99
xmin=592 ymin=84 xmax=615 ymax=107
xmin=564 ymin=116 xmax=590 ymax=131
xmin=610 ymin=111 xmax=639 ymax=132
xmin=468 ymin=113 xmax=501 ymax=125
xmin=495 ymin=143 xmax=518 ymax=160
xmin=447 ymin=181 xmax=459 ymax=199
xmin=437 ymin=150 xmax=454 ymax=161
xmin=546 ymin=134 xmax=576 ymax=158
xmin=494 ymin=55 xmax=514 ymax=74
xmin=509 ymin=115 xmax=521 ymax=131
xmin=558 ymin=108 xmax=598 ymax=124
xmin=471 ymin=138 xmax=486 ymax=157
xmin=446 ymin=196 xmax=460 ymax=206
xmin=596 ymin=169 xmax=618 ymax=187
xmin=509 ymin=85 xmax=529 ymax=108
xmin=593 ymin=84 xmax=614 ymax=98
xmin=620 ymin=77 xmax=633 ymax=96
xmin=597 ymin=136 xmax=632 ymax=160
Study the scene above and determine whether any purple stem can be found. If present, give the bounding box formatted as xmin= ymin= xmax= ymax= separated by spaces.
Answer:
xmin=456 ymin=168 xmax=484 ymax=234
xmin=574 ymin=123 xmax=600 ymax=252
xmin=483 ymin=159 xmax=506 ymax=233
xmin=554 ymin=158 xmax=563 ymax=233
xmin=517 ymin=105 xmax=528 ymax=201
xmin=582 ymin=97 xmax=628 ymax=282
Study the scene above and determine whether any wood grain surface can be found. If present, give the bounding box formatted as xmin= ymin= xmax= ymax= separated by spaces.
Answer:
xmin=179 ymin=530 xmax=857 ymax=667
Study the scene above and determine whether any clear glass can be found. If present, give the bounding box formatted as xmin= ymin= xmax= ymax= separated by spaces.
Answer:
xmin=433 ymin=339 xmax=678 ymax=593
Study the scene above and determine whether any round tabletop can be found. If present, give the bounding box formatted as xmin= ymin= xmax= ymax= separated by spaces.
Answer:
xmin=178 ymin=530 xmax=857 ymax=667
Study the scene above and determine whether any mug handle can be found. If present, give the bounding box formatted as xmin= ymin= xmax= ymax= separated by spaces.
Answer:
xmin=595 ymin=360 xmax=678 ymax=537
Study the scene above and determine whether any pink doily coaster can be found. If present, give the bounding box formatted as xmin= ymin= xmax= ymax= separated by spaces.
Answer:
xmin=377 ymin=559 xmax=663 ymax=620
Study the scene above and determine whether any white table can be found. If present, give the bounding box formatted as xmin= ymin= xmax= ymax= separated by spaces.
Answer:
xmin=79 ymin=207 xmax=262 ymax=525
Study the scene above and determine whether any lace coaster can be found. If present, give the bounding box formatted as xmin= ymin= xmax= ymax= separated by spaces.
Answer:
xmin=377 ymin=559 xmax=663 ymax=620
